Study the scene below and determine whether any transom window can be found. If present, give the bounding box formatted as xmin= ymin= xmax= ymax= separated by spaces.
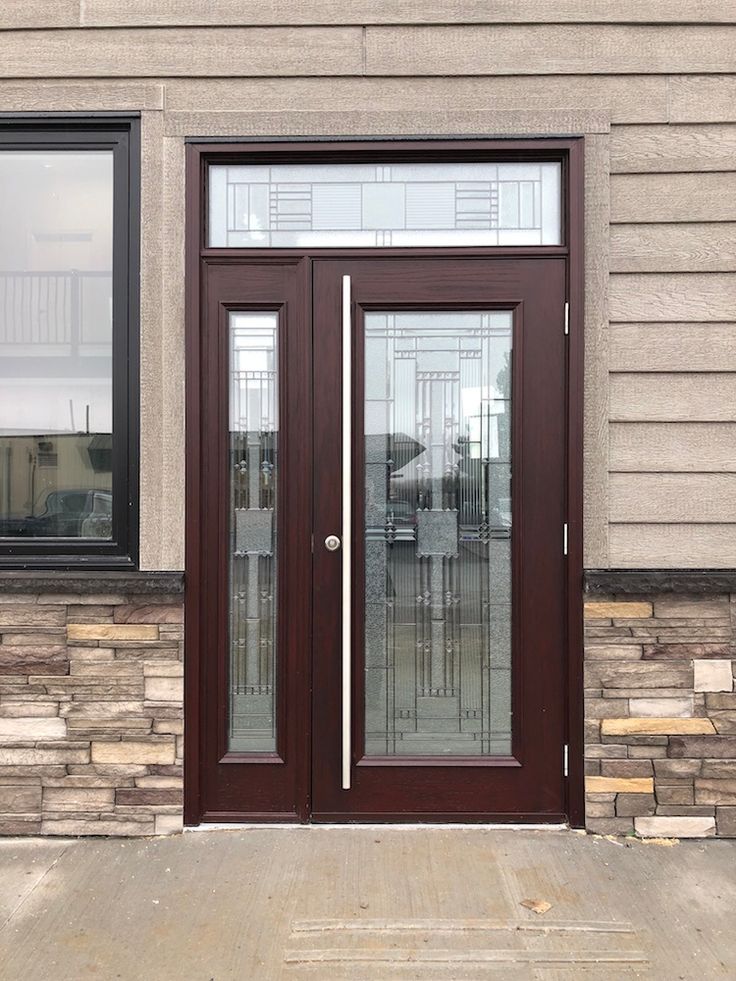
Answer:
xmin=209 ymin=161 xmax=561 ymax=248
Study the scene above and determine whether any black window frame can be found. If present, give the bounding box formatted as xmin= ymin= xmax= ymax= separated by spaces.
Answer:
xmin=0 ymin=115 xmax=140 ymax=570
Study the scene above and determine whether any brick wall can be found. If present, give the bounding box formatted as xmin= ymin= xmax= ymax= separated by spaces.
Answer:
xmin=584 ymin=594 xmax=736 ymax=838
xmin=0 ymin=592 xmax=183 ymax=836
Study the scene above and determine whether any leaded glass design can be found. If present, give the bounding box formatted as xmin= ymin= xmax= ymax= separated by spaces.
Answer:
xmin=364 ymin=311 xmax=513 ymax=756
xmin=228 ymin=312 xmax=278 ymax=753
xmin=209 ymin=163 xmax=561 ymax=248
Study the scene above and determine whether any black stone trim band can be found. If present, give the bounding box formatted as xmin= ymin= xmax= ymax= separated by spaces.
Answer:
xmin=0 ymin=570 xmax=184 ymax=595
xmin=585 ymin=568 xmax=736 ymax=595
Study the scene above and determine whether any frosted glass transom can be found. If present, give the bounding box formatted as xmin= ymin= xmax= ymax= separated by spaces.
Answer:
xmin=208 ymin=162 xmax=561 ymax=247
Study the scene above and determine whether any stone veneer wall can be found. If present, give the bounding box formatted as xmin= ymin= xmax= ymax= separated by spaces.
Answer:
xmin=584 ymin=593 xmax=736 ymax=838
xmin=0 ymin=590 xmax=183 ymax=836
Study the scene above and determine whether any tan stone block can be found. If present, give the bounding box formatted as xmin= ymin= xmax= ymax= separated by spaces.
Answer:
xmin=653 ymin=597 xmax=729 ymax=619
xmin=628 ymin=696 xmax=693 ymax=718
xmin=693 ymin=659 xmax=734 ymax=692
xmin=601 ymin=718 xmax=715 ymax=736
xmin=584 ymin=602 xmax=652 ymax=620
xmin=115 ymin=604 xmax=183 ymax=624
xmin=135 ymin=775 xmax=182 ymax=789
xmin=0 ymin=785 xmax=41 ymax=813
xmin=152 ymin=719 xmax=183 ymax=735
xmin=43 ymin=787 xmax=114 ymax=812
xmin=60 ymin=700 xmax=145 ymax=719
xmin=716 ymin=807 xmax=736 ymax=835
xmin=656 ymin=784 xmax=694 ymax=805
xmin=70 ymin=661 xmax=142 ymax=677
xmin=66 ymin=647 xmax=116 ymax=662
xmin=585 ymin=776 xmax=654 ymax=794
xmin=0 ymin=632 xmax=65 ymax=645
xmin=0 ymin=717 xmax=67 ymax=742
xmin=635 ymin=816 xmax=715 ymax=838
xmin=694 ymin=778 xmax=736 ymax=805
xmin=0 ymin=747 xmax=89 ymax=765
xmin=144 ymin=676 xmax=183 ymax=702
xmin=616 ymin=793 xmax=656 ymax=817
xmin=586 ymin=800 xmax=615 ymax=818
xmin=0 ymin=607 xmax=66 ymax=626
xmin=67 ymin=624 xmax=159 ymax=642
xmin=91 ymin=739 xmax=175 ymax=765
xmin=585 ymin=644 xmax=643 ymax=660
xmin=143 ymin=661 xmax=183 ymax=677
xmin=0 ymin=701 xmax=59 ymax=718
xmin=40 ymin=818 xmax=153 ymax=836
xmin=154 ymin=813 xmax=183 ymax=835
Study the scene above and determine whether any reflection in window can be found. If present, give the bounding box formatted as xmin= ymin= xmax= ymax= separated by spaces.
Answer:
xmin=0 ymin=151 xmax=113 ymax=539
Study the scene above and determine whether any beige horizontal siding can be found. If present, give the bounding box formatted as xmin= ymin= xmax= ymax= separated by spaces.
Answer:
xmin=669 ymin=77 xmax=736 ymax=123
xmin=610 ymin=374 xmax=736 ymax=422
xmin=0 ymin=10 xmax=733 ymax=569
xmin=6 ymin=1 xmax=736 ymax=30
xmin=610 ymin=274 xmax=736 ymax=322
xmin=610 ymin=423 xmax=736 ymax=473
xmin=611 ymin=474 xmax=736 ymax=523
xmin=610 ymin=525 xmax=736 ymax=567
xmin=611 ymin=124 xmax=736 ymax=173
xmin=610 ymin=324 xmax=736 ymax=371
xmin=364 ymin=26 xmax=736 ymax=76
xmin=162 ymin=75 xmax=669 ymax=122
xmin=0 ymin=28 xmax=363 ymax=77
xmin=2 ymin=26 xmax=736 ymax=77
xmin=611 ymin=225 xmax=736 ymax=273
xmin=611 ymin=173 xmax=736 ymax=223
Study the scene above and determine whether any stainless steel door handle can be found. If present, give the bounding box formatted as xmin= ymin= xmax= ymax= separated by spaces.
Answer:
xmin=341 ymin=274 xmax=352 ymax=791
xmin=324 ymin=534 xmax=341 ymax=551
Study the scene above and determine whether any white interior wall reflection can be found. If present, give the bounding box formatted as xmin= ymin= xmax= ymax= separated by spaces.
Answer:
xmin=0 ymin=151 xmax=113 ymax=537
xmin=209 ymin=162 xmax=561 ymax=248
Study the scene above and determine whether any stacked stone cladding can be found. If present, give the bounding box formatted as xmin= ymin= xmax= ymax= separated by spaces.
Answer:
xmin=0 ymin=592 xmax=183 ymax=836
xmin=584 ymin=593 xmax=736 ymax=838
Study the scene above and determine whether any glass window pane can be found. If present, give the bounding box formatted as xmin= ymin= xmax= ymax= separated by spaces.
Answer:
xmin=209 ymin=162 xmax=561 ymax=247
xmin=364 ymin=311 xmax=513 ymax=757
xmin=228 ymin=312 xmax=279 ymax=753
xmin=0 ymin=151 xmax=113 ymax=539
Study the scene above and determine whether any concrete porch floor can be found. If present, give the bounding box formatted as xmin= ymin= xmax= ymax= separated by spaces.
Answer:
xmin=0 ymin=828 xmax=734 ymax=980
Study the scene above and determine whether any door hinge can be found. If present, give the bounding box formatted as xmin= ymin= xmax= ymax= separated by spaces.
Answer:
xmin=563 ymin=743 xmax=569 ymax=777
xmin=563 ymin=522 xmax=568 ymax=556
xmin=564 ymin=301 xmax=569 ymax=335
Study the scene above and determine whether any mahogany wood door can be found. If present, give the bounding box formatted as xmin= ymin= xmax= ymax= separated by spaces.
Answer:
xmin=311 ymin=257 xmax=568 ymax=820
xmin=190 ymin=254 xmax=567 ymax=823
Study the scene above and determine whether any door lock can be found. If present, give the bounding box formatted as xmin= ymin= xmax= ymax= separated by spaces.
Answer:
xmin=324 ymin=534 xmax=342 ymax=552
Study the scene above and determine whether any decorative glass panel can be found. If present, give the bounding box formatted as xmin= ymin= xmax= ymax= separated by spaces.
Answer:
xmin=228 ymin=312 xmax=278 ymax=753
xmin=209 ymin=163 xmax=561 ymax=248
xmin=363 ymin=311 xmax=513 ymax=756
xmin=0 ymin=151 xmax=113 ymax=539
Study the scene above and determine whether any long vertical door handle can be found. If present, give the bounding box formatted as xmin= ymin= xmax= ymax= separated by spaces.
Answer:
xmin=341 ymin=275 xmax=352 ymax=790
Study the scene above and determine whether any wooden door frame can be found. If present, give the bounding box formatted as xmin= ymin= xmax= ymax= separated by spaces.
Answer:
xmin=184 ymin=136 xmax=585 ymax=827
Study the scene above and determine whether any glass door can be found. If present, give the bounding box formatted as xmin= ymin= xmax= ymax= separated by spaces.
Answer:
xmin=312 ymin=258 xmax=568 ymax=820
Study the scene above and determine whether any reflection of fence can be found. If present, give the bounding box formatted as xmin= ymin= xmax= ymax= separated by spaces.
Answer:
xmin=0 ymin=271 xmax=112 ymax=351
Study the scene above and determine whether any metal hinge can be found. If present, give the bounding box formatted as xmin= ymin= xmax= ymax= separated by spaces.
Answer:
xmin=564 ymin=301 xmax=569 ymax=335
xmin=563 ymin=744 xmax=569 ymax=777
xmin=563 ymin=522 xmax=568 ymax=556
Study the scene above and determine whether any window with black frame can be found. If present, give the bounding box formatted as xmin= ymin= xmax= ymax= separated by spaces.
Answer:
xmin=0 ymin=120 xmax=138 ymax=567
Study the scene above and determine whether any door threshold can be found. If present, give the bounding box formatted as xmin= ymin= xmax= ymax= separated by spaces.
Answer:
xmin=186 ymin=822 xmax=571 ymax=832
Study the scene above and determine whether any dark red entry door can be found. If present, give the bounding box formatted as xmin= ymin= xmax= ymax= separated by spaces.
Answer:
xmin=190 ymin=256 xmax=568 ymax=823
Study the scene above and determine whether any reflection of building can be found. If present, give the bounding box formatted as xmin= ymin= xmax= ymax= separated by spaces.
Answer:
xmin=0 ymin=433 xmax=111 ymax=535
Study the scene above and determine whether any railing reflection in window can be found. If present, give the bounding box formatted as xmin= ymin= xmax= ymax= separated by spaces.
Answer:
xmin=364 ymin=311 xmax=513 ymax=757
xmin=228 ymin=312 xmax=278 ymax=753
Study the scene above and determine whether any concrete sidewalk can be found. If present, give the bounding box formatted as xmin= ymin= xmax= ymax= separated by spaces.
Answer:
xmin=0 ymin=828 xmax=734 ymax=980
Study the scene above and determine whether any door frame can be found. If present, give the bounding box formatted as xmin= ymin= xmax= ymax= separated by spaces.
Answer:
xmin=183 ymin=136 xmax=585 ymax=827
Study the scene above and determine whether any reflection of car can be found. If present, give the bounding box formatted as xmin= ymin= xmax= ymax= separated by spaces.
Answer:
xmin=18 ymin=489 xmax=112 ymax=538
